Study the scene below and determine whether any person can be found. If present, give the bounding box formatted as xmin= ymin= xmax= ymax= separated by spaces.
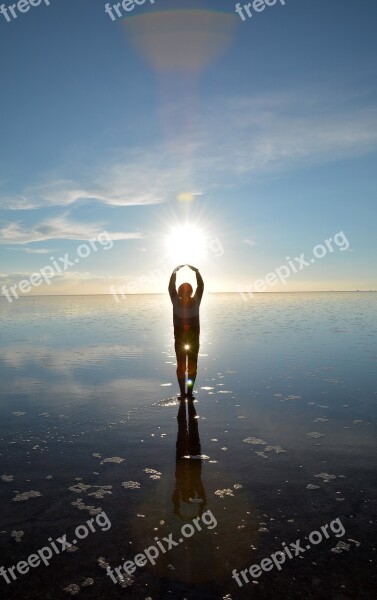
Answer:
xmin=168 ymin=264 xmax=204 ymax=399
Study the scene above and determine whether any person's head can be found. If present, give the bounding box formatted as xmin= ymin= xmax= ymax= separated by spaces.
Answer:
xmin=178 ymin=282 xmax=193 ymax=299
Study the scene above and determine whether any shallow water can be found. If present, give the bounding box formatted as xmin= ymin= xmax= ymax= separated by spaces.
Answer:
xmin=0 ymin=293 xmax=376 ymax=599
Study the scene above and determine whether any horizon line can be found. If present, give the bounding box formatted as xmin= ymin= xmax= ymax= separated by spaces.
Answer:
xmin=1 ymin=290 xmax=376 ymax=299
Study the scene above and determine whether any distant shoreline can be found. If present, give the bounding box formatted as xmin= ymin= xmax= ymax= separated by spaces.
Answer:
xmin=1 ymin=290 xmax=376 ymax=298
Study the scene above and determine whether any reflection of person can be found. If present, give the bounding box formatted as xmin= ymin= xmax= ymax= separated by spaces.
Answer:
xmin=168 ymin=265 xmax=204 ymax=399
xmin=172 ymin=399 xmax=207 ymax=518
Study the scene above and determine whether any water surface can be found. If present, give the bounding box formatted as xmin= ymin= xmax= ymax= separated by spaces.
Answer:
xmin=0 ymin=293 xmax=376 ymax=599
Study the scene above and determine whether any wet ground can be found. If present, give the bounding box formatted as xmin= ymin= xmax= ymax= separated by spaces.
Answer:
xmin=0 ymin=293 xmax=376 ymax=599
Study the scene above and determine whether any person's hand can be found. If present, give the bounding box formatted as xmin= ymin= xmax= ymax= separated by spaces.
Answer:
xmin=173 ymin=265 xmax=185 ymax=274
xmin=188 ymin=265 xmax=198 ymax=272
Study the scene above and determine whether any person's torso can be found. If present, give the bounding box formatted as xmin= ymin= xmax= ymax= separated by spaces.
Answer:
xmin=172 ymin=297 xmax=201 ymax=334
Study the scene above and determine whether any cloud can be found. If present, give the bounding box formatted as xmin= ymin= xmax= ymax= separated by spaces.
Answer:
xmin=2 ymin=90 xmax=377 ymax=211
xmin=0 ymin=214 xmax=142 ymax=245
xmin=243 ymin=239 xmax=257 ymax=246
xmin=7 ymin=247 xmax=57 ymax=254
xmin=0 ymin=153 xmax=182 ymax=210
xmin=202 ymin=95 xmax=377 ymax=180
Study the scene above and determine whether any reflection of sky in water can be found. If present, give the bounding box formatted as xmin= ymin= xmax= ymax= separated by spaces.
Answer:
xmin=0 ymin=293 xmax=376 ymax=598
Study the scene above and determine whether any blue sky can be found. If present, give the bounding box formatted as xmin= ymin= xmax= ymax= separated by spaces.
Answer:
xmin=0 ymin=0 xmax=376 ymax=295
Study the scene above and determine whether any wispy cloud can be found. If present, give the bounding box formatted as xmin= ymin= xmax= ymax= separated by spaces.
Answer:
xmin=7 ymin=247 xmax=57 ymax=254
xmin=2 ymin=90 xmax=377 ymax=211
xmin=0 ymin=214 xmax=141 ymax=245
xmin=243 ymin=239 xmax=257 ymax=246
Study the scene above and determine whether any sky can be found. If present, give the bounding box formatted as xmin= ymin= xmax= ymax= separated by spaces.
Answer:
xmin=0 ymin=0 xmax=376 ymax=296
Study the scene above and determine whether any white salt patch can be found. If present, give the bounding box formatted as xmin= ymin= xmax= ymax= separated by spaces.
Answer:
xmin=160 ymin=383 xmax=172 ymax=387
xmin=255 ymin=451 xmax=268 ymax=459
xmin=315 ymin=472 xmax=337 ymax=482
xmin=118 ymin=574 xmax=135 ymax=588
xmin=13 ymin=490 xmax=42 ymax=502
xmin=97 ymin=557 xmax=110 ymax=569
xmin=331 ymin=541 xmax=350 ymax=553
xmin=233 ymin=484 xmax=243 ymax=489
xmin=71 ymin=498 xmax=102 ymax=516
xmin=88 ymin=486 xmax=112 ymax=499
xmin=12 ymin=411 xmax=26 ymax=416
xmin=144 ymin=468 xmax=161 ymax=479
xmin=100 ymin=457 xmax=125 ymax=465
xmin=154 ymin=397 xmax=179 ymax=407
xmin=243 ymin=437 xmax=266 ymax=445
xmin=313 ymin=418 xmax=329 ymax=422
xmin=306 ymin=432 xmax=325 ymax=439
xmin=81 ymin=578 xmax=94 ymax=587
xmin=11 ymin=530 xmax=24 ymax=542
xmin=348 ymin=538 xmax=361 ymax=547
xmin=264 ymin=445 xmax=286 ymax=454
xmin=63 ymin=584 xmax=80 ymax=595
xmin=306 ymin=484 xmax=320 ymax=490
xmin=69 ymin=483 xmax=92 ymax=494
xmin=183 ymin=454 xmax=209 ymax=460
xmin=215 ymin=489 xmax=234 ymax=499
xmin=122 ymin=481 xmax=141 ymax=489
xmin=1 ymin=475 xmax=13 ymax=482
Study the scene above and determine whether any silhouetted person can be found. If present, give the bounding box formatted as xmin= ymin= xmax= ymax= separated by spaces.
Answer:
xmin=172 ymin=398 xmax=207 ymax=518
xmin=168 ymin=264 xmax=204 ymax=399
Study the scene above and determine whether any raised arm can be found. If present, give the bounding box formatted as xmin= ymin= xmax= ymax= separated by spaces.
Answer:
xmin=168 ymin=270 xmax=177 ymax=301
xmin=188 ymin=265 xmax=204 ymax=301
xmin=168 ymin=265 xmax=185 ymax=301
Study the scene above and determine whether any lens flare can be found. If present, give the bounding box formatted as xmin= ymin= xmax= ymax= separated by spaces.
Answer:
xmin=123 ymin=10 xmax=237 ymax=73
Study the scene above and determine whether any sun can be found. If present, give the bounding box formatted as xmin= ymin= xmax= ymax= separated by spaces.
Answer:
xmin=165 ymin=224 xmax=206 ymax=264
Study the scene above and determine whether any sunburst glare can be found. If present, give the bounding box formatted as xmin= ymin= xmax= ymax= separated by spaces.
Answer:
xmin=165 ymin=224 xmax=206 ymax=264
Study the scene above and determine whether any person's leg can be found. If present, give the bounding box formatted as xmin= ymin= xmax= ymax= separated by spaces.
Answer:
xmin=175 ymin=337 xmax=187 ymax=398
xmin=187 ymin=336 xmax=199 ymax=398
